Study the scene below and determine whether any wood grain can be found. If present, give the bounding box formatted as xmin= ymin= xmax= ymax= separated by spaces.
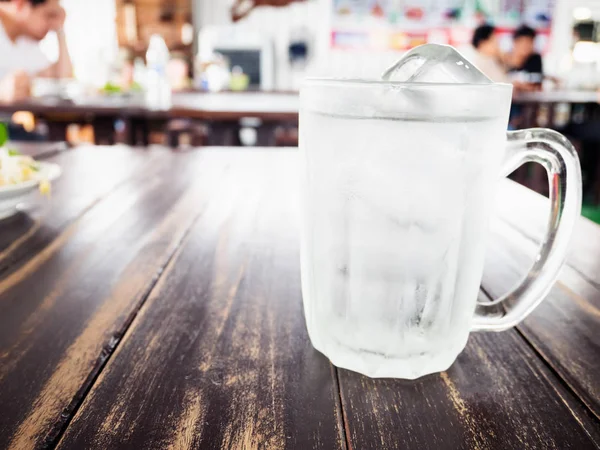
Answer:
xmin=493 ymin=179 xmax=600 ymax=286
xmin=0 ymin=147 xmax=214 ymax=449
xmin=512 ymin=90 xmax=600 ymax=104
xmin=487 ymin=179 xmax=600 ymax=418
xmin=0 ymin=145 xmax=162 ymax=270
xmin=2 ymin=148 xmax=599 ymax=450
xmin=339 ymin=326 xmax=600 ymax=450
xmin=57 ymin=151 xmax=344 ymax=450
xmin=482 ymin=217 xmax=600 ymax=420
xmin=13 ymin=142 xmax=68 ymax=159
xmin=59 ymin=151 xmax=600 ymax=450
xmin=0 ymin=142 xmax=67 ymax=256
xmin=0 ymin=92 xmax=300 ymax=123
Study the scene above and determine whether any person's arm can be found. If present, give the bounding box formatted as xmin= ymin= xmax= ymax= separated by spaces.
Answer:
xmin=37 ymin=7 xmax=73 ymax=79
xmin=37 ymin=28 xmax=73 ymax=79
xmin=53 ymin=28 xmax=73 ymax=78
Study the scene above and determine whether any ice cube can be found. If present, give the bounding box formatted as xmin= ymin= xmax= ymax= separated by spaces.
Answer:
xmin=382 ymin=44 xmax=492 ymax=84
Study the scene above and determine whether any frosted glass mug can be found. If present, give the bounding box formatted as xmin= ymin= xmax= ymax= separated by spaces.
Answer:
xmin=299 ymin=79 xmax=582 ymax=379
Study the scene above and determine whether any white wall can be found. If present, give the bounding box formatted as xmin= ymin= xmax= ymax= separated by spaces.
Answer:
xmin=196 ymin=0 xmax=600 ymax=85
xmin=47 ymin=0 xmax=585 ymax=87
xmin=40 ymin=0 xmax=118 ymax=84
xmin=194 ymin=0 xmax=324 ymax=89
xmin=546 ymin=0 xmax=577 ymax=75
xmin=193 ymin=0 xmax=407 ymax=87
xmin=544 ymin=0 xmax=600 ymax=75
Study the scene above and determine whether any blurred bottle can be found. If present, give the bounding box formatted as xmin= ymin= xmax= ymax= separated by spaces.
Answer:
xmin=133 ymin=57 xmax=146 ymax=92
xmin=145 ymin=34 xmax=172 ymax=110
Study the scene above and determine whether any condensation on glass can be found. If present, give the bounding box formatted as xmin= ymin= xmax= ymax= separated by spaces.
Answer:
xmin=300 ymin=79 xmax=582 ymax=379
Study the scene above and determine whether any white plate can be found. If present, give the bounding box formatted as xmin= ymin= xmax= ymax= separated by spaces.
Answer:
xmin=0 ymin=162 xmax=62 ymax=220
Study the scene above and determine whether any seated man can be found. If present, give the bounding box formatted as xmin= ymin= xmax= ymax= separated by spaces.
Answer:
xmin=0 ymin=0 xmax=73 ymax=102
xmin=471 ymin=24 xmax=509 ymax=83
xmin=506 ymin=25 xmax=543 ymax=89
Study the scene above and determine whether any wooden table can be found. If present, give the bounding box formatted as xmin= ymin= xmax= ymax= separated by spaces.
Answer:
xmin=0 ymin=145 xmax=599 ymax=449
xmin=0 ymin=92 xmax=300 ymax=146
xmin=511 ymin=90 xmax=600 ymax=133
xmin=513 ymin=90 xmax=600 ymax=104
xmin=511 ymin=90 xmax=600 ymax=199
xmin=9 ymin=141 xmax=67 ymax=159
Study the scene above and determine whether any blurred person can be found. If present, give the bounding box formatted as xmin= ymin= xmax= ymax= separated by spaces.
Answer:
xmin=471 ymin=24 xmax=534 ymax=131
xmin=506 ymin=25 xmax=543 ymax=89
xmin=471 ymin=24 xmax=509 ymax=83
xmin=0 ymin=0 xmax=73 ymax=103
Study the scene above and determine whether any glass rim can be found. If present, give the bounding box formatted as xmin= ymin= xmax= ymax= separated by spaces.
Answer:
xmin=304 ymin=77 xmax=513 ymax=90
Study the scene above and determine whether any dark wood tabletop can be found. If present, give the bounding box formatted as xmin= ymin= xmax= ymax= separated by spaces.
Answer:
xmin=2 ymin=90 xmax=598 ymax=120
xmin=11 ymin=141 xmax=68 ymax=159
xmin=0 ymin=145 xmax=599 ymax=450
xmin=513 ymin=90 xmax=600 ymax=104
xmin=0 ymin=92 xmax=300 ymax=122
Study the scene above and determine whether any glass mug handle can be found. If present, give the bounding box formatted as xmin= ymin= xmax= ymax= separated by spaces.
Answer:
xmin=473 ymin=128 xmax=582 ymax=331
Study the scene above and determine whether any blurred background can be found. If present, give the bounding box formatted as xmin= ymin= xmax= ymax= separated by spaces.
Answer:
xmin=2 ymin=0 xmax=600 ymax=221
xmin=38 ymin=0 xmax=596 ymax=89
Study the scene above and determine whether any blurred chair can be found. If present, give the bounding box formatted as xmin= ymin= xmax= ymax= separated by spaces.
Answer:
xmin=165 ymin=119 xmax=208 ymax=148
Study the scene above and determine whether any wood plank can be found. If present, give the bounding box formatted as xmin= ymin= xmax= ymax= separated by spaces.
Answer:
xmin=57 ymin=151 xmax=344 ymax=450
xmin=337 ymin=175 xmax=600 ymax=449
xmin=0 ymin=93 xmax=300 ymax=123
xmin=171 ymin=92 xmax=300 ymax=122
xmin=494 ymin=179 xmax=600 ymax=286
xmin=0 ymin=148 xmax=215 ymax=449
xmin=512 ymin=90 xmax=600 ymax=104
xmin=482 ymin=217 xmax=600 ymax=419
xmin=489 ymin=179 xmax=600 ymax=417
xmin=339 ymin=327 xmax=600 ymax=450
xmin=0 ymin=145 xmax=161 ymax=272
xmin=12 ymin=141 xmax=67 ymax=159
